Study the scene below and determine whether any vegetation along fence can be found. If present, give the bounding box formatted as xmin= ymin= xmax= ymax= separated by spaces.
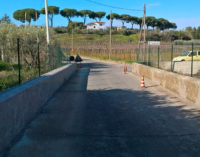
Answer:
xmin=0 ymin=24 xmax=72 ymax=92
xmin=66 ymin=39 xmax=200 ymax=78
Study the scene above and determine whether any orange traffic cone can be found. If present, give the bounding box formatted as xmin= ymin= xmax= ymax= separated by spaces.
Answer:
xmin=140 ymin=75 xmax=145 ymax=87
xmin=123 ymin=65 xmax=127 ymax=73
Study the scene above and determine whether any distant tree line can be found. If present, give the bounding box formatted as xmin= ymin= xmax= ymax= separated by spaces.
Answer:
xmin=13 ymin=6 xmax=177 ymax=31
xmin=185 ymin=26 xmax=200 ymax=39
xmin=106 ymin=14 xmax=177 ymax=31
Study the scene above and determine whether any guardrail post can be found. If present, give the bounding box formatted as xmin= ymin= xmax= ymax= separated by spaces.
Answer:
xmin=17 ymin=38 xmax=21 ymax=84
xmin=191 ymin=43 xmax=194 ymax=77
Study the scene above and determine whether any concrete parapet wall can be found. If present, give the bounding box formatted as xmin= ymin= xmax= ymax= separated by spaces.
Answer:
xmin=132 ymin=63 xmax=200 ymax=104
xmin=0 ymin=64 xmax=76 ymax=154
xmin=160 ymin=61 xmax=200 ymax=75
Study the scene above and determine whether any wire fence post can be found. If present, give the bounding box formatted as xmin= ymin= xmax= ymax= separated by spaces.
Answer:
xmin=17 ymin=38 xmax=21 ymax=84
xmin=37 ymin=42 xmax=41 ymax=76
xmin=171 ymin=44 xmax=174 ymax=72
xmin=157 ymin=46 xmax=160 ymax=69
xmin=191 ymin=43 xmax=194 ymax=77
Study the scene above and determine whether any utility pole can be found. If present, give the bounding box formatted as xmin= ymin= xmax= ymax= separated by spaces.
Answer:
xmin=45 ymin=0 xmax=50 ymax=45
xmin=138 ymin=4 xmax=146 ymax=46
xmin=143 ymin=4 xmax=146 ymax=43
xmin=143 ymin=3 xmax=146 ymax=62
xmin=138 ymin=4 xmax=146 ymax=62
xmin=144 ymin=4 xmax=146 ymax=43
xmin=109 ymin=11 xmax=112 ymax=60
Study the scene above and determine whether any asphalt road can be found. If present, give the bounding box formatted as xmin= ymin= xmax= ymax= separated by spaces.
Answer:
xmin=5 ymin=59 xmax=200 ymax=157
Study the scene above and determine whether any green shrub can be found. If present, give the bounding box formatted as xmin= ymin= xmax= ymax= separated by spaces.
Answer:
xmin=174 ymin=40 xmax=200 ymax=45
xmin=182 ymin=35 xmax=192 ymax=40
xmin=121 ymin=30 xmax=133 ymax=36
xmin=171 ymin=34 xmax=179 ymax=41
xmin=0 ymin=73 xmax=18 ymax=91
xmin=54 ymin=27 xmax=68 ymax=34
xmin=147 ymin=33 xmax=161 ymax=41
xmin=12 ymin=63 xmax=20 ymax=70
xmin=67 ymin=22 xmax=84 ymax=32
xmin=0 ymin=61 xmax=9 ymax=71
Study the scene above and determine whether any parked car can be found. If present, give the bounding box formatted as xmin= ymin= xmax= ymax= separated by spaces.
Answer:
xmin=173 ymin=51 xmax=200 ymax=61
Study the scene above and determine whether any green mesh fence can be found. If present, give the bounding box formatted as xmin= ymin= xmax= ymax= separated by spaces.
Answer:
xmin=0 ymin=39 xmax=69 ymax=92
xmin=137 ymin=44 xmax=200 ymax=78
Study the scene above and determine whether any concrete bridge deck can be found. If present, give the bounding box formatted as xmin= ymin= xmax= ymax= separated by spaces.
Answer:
xmin=4 ymin=59 xmax=200 ymax=157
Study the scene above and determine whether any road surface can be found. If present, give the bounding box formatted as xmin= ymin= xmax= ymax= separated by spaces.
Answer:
xmin=5 ymin=59 xmax=200 ymax=157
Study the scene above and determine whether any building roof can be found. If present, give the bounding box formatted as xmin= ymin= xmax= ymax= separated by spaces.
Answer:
xmin=86 ymin=21 xmax=105 ymax=26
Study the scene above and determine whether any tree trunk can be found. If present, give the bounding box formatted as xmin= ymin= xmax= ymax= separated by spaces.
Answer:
xmin=131 ymin=23 xmax=134 ymax=29
xmin=67 ymin=18 xmax=71 ymax=25
xmin=51 ymin=14 xmax=53 ymax=27
xmin=84 ymin=16 xmax=86 ymax=25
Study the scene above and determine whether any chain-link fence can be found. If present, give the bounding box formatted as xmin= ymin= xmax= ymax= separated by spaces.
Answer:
xmin=0 ymin=38 xmax=70 ymax=92
xmin=137 ymin=44 xmax=200 ymax=78
xmin=57 ymin=30 xmax=200 ymax=79
xmin=63 ymin=35 xmax=200 ymax=78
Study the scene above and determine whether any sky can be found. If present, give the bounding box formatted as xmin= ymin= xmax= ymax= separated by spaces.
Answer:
xmin=0 ymin=0 xmax=200 ymax=29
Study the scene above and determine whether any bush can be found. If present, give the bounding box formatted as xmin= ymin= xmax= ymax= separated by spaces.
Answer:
xmin=54 ymin=27 xmax=68 ymax=34
xmin=0 ymin=73 xmax=18 ymax=91
xmin=67 ymin=22 xmax=84 ymax=32
xmin=147 ymin=33 xmax=161 ymax=41
xmin=121 ymin=30 xmax=132 ymax=36
xmin=0 ymin=61 xmax=9 ymax=71
xmin=182 ymin=35 xmax=192 ymax=40
xmin=174 ymin=40 xmax=200 ymax=45
xmin=171 ymin=34 xmax=179 ymax=41
xmin=0 ymin=23 xmax=51 ymax=70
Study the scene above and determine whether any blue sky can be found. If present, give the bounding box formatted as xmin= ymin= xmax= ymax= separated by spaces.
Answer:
xmin=0 ymin=0 xmax=200 ymax=29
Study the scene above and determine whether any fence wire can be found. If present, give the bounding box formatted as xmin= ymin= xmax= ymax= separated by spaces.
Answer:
xmin=0 ymin=38 xmax=70 ymax=92
xmin=66 ymin=38 xmax=200 ymax=79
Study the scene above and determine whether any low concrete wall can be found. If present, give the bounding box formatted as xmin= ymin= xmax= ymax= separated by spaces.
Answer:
xmin=160 ymin=61 xmax=200 ymax=75
xmin=0 ymin=64 xmax=76 ymax=154
xmin=132 ymin=63 xmax=200 ymax=104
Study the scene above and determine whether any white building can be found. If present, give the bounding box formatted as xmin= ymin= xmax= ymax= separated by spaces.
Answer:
xmin=86 ymin=22 xmax=105 ymax=30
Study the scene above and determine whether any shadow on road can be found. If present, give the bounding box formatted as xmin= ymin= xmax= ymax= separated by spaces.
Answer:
xmin=4 ymin=60 xmax=200 ymax=157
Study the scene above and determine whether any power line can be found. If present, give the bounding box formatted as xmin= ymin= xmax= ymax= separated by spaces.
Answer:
xmin=85 ymin=0 xmax=143 ymax=12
